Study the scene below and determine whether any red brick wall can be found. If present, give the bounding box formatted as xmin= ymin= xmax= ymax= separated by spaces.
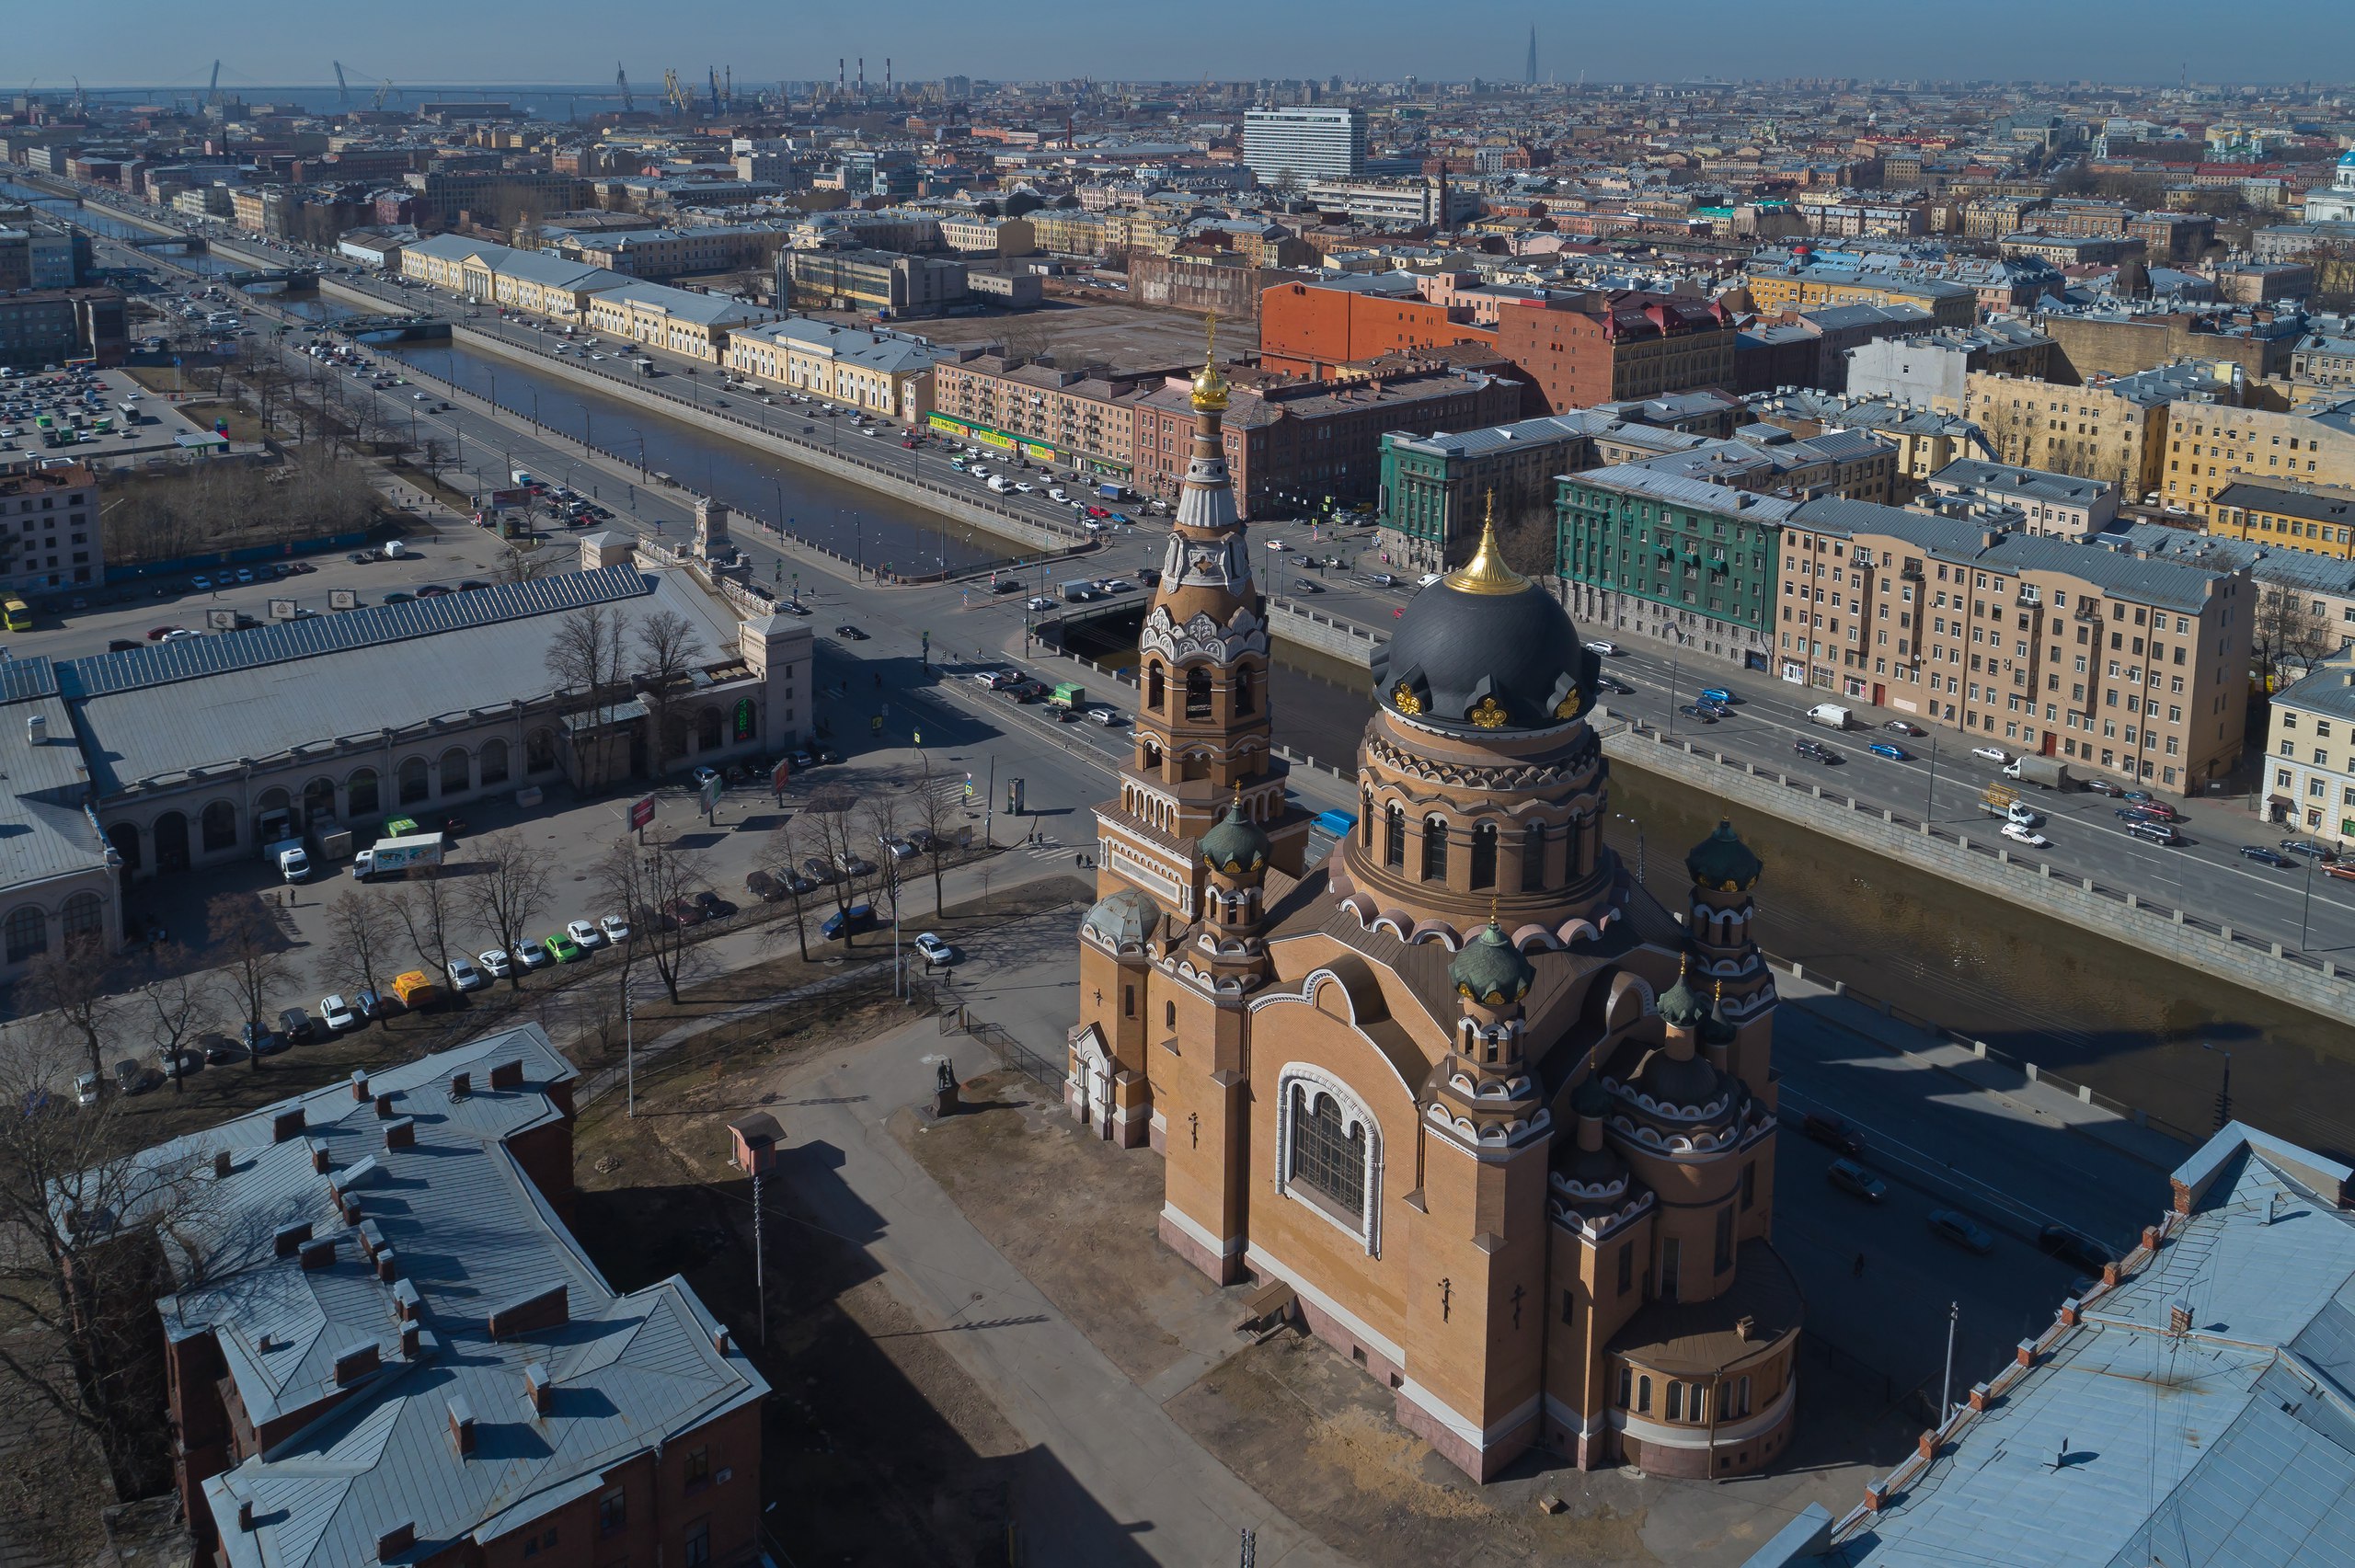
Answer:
xmin=1493 ymin=304 xmax=1617 ymax=414
xmin=1258 ymin=284 xmax=1496 ymax=377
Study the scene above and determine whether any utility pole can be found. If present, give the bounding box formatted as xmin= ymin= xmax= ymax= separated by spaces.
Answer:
xmin=753 ymin=1169 xmax=767 ymax=1345
xmin=1940 ymin=1300 xmax=1959 ymax=1425
xmin=624 ymin=985 xmax=636 ymax=1116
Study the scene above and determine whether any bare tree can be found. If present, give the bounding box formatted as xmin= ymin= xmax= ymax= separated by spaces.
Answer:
xmin=495 ymin=542 xmax=554 ymax=586
xmin=592 ymin=841 xmax=649 ymax=1013
xmin=18 ymin=942 xmax=121 ymax=1086
xmin=206 ymin=894 xmax=295 ymax=1069
xmin=766 ymin=817 xmax=813 ymax=961
xmin=388 ymin=872 xmax=461 ymax=991
xmin=909 ymin=769 xmax=960 ymax=916
xmin=326 ymin=888 xmax=399 ymax=1029
xmin=136 ymin=956 xmax=214 ymax=1096
xmin=2251 ymin=585 xmax=2338 ymax=691
xmin=860 ymin=795 xmax=904 ymax=953
xmin=595 ymin=841 xmax=715 ymax=1004
xmin=544 ymin=601 xmax=627 ymax=702
xmin=631 ymin=610 xmax=708 ymax=778
xmin=0 ymin=1027 xmax=209 ymax=1500
xmin=467 ymin=832 xmax=553 ymax=990
xmin=806 ymin=784 xmax=863 ymax=926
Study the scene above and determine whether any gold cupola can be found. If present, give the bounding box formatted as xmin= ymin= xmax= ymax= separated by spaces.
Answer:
xmin=1190 ymin=312 xmax=1230 ymax=412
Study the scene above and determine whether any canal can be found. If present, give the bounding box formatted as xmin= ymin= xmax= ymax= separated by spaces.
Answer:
xmin=378 ymin=337 xmax=1013 ymax=574
xmin=3 ymin=180 xmax=252 ymax=280
xmin=1063 ymin=606 xmax=2349 ymax=1158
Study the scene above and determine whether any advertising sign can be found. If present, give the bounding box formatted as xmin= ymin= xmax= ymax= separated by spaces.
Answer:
xmin=628 ymin=795 xmax=657 ymax=830
xmin=268 ymin=598 xmax=298 ymax=622
xmin=329 ymin=588 xmax=358 ymax=611
xmin=770 ymin=758 xmax=791 ymax=794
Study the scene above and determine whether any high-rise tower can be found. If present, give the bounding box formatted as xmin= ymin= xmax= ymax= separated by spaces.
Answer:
xmin=1092 ymin=317 xmax=1308 ymax=925
xmin=1525 ymin=24 xmax=1538 ymax=86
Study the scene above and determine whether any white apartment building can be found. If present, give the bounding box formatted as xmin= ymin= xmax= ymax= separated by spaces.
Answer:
xmin=1241 ymin=107 xmax=1367 ymax=186
xmin=2266 ymin=651 xmax=2355 ymax=843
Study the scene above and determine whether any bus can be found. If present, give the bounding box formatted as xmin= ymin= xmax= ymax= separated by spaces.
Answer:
xmin=2 ymin=599 xmax=30 ymax=632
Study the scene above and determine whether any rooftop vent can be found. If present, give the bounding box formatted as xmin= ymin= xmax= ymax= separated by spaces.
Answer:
xmin=523 ymin=1361 xmax=553 ymax=1416
xmin=449 ymin=1071 xmax=471 ymax=1100
xmin=447 ymin=1395 xmax=477 ymax=1457
xmin=488 ymin=1059 xmax=524 ymax=1092
xmin=212 ymin=1149 xmax=234 ymax=1179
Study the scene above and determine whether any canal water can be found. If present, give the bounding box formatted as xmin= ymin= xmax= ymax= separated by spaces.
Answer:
xmin=379 ymin=337 xmax=1011 ymax=574
xmin=3 ymin=180 xmax=250 ymax=280
xmin=1063 ymin=607 xmax=2350 ymax=1157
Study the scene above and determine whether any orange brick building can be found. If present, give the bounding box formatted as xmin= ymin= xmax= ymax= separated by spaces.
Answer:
xmin=1258 ymin=276 xmax=1498 ymax=377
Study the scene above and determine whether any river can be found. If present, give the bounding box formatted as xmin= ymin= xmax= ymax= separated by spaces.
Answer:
xmin=1063 ymin=606 xmax=2346 ymax=1157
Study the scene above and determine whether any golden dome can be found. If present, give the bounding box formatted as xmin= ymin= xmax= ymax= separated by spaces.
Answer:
xmin=1190 ymin=312 xmax=1231 ymax=412
xmin=1442 ymin=491 xmax=1527 ymax=598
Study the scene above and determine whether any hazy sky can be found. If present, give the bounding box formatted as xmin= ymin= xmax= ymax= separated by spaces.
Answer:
xmin=20 ymin=0 xmax=2355 ymax=93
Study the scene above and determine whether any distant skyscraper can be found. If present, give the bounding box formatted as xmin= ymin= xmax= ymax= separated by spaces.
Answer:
xmin=1526 ymin=24 xmax=1538 ymax=86
xmin=1241 ymin=106 xmax=1367 ymax=186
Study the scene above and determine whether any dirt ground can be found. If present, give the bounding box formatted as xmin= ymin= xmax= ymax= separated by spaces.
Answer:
xmin=816 ymin=298 xmax=1260 ymax=371
xmin=571 ymin=990 xmax=1030 ymax=1568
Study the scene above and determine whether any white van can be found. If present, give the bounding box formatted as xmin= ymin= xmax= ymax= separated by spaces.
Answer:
xmin=987 ymin=474 xmax=1011 ymax=493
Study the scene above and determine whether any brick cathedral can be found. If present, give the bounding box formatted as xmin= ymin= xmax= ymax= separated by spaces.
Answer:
xmin=1067 ymin=328 xmax=1801 ymax=1482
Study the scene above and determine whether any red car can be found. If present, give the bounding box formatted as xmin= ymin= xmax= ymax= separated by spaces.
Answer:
xmin=146 ymin=625 xmax=178 ymax=641
xmin=1086 ymin=506 xmax=1110 ymax=519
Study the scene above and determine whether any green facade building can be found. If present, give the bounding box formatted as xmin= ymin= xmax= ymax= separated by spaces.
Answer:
xmin=1556 ymin=464 xmax=1794 ymax=668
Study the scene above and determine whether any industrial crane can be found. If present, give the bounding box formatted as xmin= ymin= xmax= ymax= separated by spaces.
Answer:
xmin=206 ymin=60 xmax=223 ymax=109
xmin=615 ymin=63 xmax=633 ymax=113
xmin=707 ymin=67 xmax=721 ymax=117
xmin=661 ymin=68 xmax=692 ymax=118
xmin=333 ymin=62 xmax=350 ymax=107
xmin=373 ymin=79 xmax=395 ymax=111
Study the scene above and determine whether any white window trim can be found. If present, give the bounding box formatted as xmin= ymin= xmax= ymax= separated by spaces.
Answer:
xmin=1275 ymin=1062 xmax=1382 ymax=1257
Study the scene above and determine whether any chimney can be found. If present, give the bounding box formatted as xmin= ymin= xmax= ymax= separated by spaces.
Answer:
xmin=376 ymin=1247 xmax=400 ymax=1283
xmin=523 ymin=1361 xmax=553 ymax=1415
xmin=213 ymin=1149 xmax=233 ymax=1178
xmin=449 ymin=1071 xmax=471 ymax=1100
xmin=399 ymin=1322 xmax=420 ymax=1357
xmin=272 ymin=1220 xmax=313 ymax=1258
xmin=488 ymin=1059 xmax=524 ymax=1092
xmin=2169 ymin=1302 xmax=2193 ymax=1334
xmin=385 ymin=1117 xmax=415 ymax=1151
xmin=26 ymin=713 xmax=45 ymax=745
xmin=271 ymin=1108 xmax=305 ymax=1143
xmin=237 ymin=1499 xmax=256 ymax=1533
xmin=299 ymin=1237 xmax=338 ymax=1270
xmin=311 ymin=1142 xmax=332 ymax=1174
xmin=376 ymin=1521 xmax=415 ymax=1564
xmin=394 ymin=1277 xmax=422 ymax=1321
xmin=350 ymin=1070 xmax=369 ymax=1102
xmin=374 ymin=1091 xmax=395 ymax=1119
xmin=331 ymin=1340 xmax=379 ymax=1385
xmin=713 ymin=1325 xmax=731 ymax=1356
xmin=447 ymin=1395 xmax=477 ymax=1457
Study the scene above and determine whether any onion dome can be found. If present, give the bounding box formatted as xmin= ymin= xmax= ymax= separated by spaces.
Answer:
xmin=1572 ymin=1079 xmax=1613 ymax=1121
xmin=1200 ymin=801 xmax=1270 ymax=876
xmin=1373 ymin=496 xmax=1588 ymax=734
xmin=1450 ymin=921 xmax=1534 ymax=1007
xmin=1703 ymin=980 xmax=1739 ymax=1046
xmin=1657 ymin=963 xmax=1708 ymax=1030
xmin=1685 ymin=818 xmax=1763 ymax=892
xmin=1081 ymin=887 xmax=1160 ymax=949
xmin=1636 ymin=1047 xmax=1722 ymax=1109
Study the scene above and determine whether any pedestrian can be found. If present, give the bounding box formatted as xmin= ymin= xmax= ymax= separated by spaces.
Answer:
xmin=1853 ymin=1251 xmax=1867 ymax=1277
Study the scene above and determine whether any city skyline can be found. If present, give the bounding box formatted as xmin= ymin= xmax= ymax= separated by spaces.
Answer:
xmin=18 ymin=0 xmax=2355 ymax=95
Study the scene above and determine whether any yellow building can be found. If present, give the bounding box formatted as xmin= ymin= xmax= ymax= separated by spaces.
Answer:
xmin=722 ymin=319 xmax=936 ymax=424
xmin=582 ymin=281 xmax=778 ymax=364
xmin=1742 ymin=266 xmax=1976 ymax=328
xmin=2206 ymin=477 xmax=2355 ymax=560
xmin=1963 ymin=367 xmax=2184 ymax=498
xmin=2161 ymin=401 xmax=2355 ymax=520
xmin=937 ymin=215 xmax=1037 ymax=258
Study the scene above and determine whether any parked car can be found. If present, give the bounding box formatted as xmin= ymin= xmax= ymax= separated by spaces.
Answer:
xmin=318 ymin=993 xmax=358 ymax=1032
xmin=1883 ymin=720 xmax=1925 ymax=737
xmin=1801 ymin=1112 xmax=1866 ymax=1157
xmin=2081 ymin=776 xmax=2127 ymax=797
xmin=913 ymin=932 xmax=958 ymax=966
xmin=2280 ymin=839 xmax=2338 ymax=861
xmin=277 ymin=1007 xmax=316 ymax=1045
xmin=2240 ymin=844 xmax=2299 ymax=869
xmin=566 ymin=919 xmax=603 ymax=949
xmin=821 ymin=903 xmax=879 ymax=940
xmin=512 ymin=938 xmax=550 ymax=969
xmin=477 ymin=948 xmax=513 ymax=979
xmin=1926 ymin=1208 xmax=1995 ymax=1254
xmin=599 ymin=914 xmax=631 ymax=944
xmin=445 ymin=956 xmax=485 ymax=991
xmin=2038 ymin=1224 xmax=2111 ymax=1275
xmin=1825 ymin=1158 xmax=1887 ymax=1203
xmin=544 ymin=930 xmax=587 ymax=963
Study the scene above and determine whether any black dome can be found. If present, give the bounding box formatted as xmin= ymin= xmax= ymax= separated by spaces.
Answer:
xmin=1373 ymin=540 xmax=1589 ymax=733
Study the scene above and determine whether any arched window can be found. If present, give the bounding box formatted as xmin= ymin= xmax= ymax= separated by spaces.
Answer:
xmin=1666 ymin=1381 xmax=1685 ymax=1423
xmin=302 ymin=776 xmax=337 ymax=826
xmin=60 ymin=892 xmax=103 ymax=948
xmin=1285 ymin=1082 xmax=1367 ymax=1219
xmin=525 ymin=728 xmax=557 ymax=773
xmin=106 ymin=821 xmax=141 ymax=874
xmin=1165 ymin=1000 xmax=1176 ymax=1028
xmin=1384 ymin=805 xmax=1405 ymax=869
xmin=1729 ymin=1376 xmax=1752 ymax=1420
xmin=1522 ymin=821 xmax=1548 ymax=890
xmin=1360 ymin=791 xmax=1373 ymax=844
xmin=1185 ymin=668 xmax=1212 ymax=720
xmin=1235 ymin=667 xmax=1255 ymax=715
xmin=5 ymin=905 xmax=46 ymax=963
xmin=479 ymin=738 xmax=511 ymax=785
xmin=201 ymin=800 xmax=237 ymax=853
xmin=1147 ymin=662 xmax=1166 ymax=712
xmin=1637 ymin=1375 xmax=1652 ymax=1415
xmin=696 ymin=706 xmax=724 ymax=751
xmin=439 ymin=747 xmax=470 ymax=796
xmin=347 ymin=768 xmax=380 ymax=818
xmin=1469 ymin=821 xmax=1498 ymax=889
xmin=1421 ymin=814 xmax=1449 ymax=882
xmin=153 ymin=811 xmax=190 ymax=873
xmin=397 ymin=756 xmax=431 ymax=805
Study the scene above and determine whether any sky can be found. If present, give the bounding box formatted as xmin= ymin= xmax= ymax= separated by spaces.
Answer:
xmin=18 ymin=0 xmax=2355 ymax=94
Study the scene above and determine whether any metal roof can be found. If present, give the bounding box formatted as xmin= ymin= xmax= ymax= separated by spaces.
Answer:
xmin=59 ymin=565 xmax=650 ymax=701
xmin=1791 ymin=498 xmax=2235 ymax=613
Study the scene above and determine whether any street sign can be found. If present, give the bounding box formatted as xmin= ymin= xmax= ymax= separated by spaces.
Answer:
xmin=628 ymin=795 xmax=657 ymax=830
xmin=699 ymin=773 xmax=723 ymax=816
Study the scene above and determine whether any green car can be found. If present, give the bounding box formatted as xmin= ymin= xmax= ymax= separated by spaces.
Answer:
xmin=543 ymin=931 xmax=588 ymax=964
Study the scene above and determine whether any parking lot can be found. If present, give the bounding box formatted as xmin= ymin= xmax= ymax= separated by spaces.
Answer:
xmin=0 ymin=362 xmax=235 ymax=473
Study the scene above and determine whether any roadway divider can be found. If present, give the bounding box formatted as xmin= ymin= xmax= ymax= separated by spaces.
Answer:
xmin=1601 ymin=714 xmax=2349 ymax=1024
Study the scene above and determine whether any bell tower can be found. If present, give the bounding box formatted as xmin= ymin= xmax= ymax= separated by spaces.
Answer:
xmin=1093 ymin=316 xmax=1307 ymax=921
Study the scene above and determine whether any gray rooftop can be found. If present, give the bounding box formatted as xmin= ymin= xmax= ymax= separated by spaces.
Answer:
xmin=1816 ymin=1125 xmax=2355 ymax=1568
xmin=134 ymin=1028 xmax=768 ymax=1568
xmin=1931 ymin=458 xmax=2114 ymax=507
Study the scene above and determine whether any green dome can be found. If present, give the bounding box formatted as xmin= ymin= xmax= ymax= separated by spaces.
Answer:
xmin=1685 ymin=818 xmax=1763 ymax=892
xmin=1200 ymin=802 xmax=1271 ymax=875
xmin=1450 ymin=921 xmax=1534 ymax=1006
xmin=1571 ymin=1079 xmax=1612 ymax=1119
xmin=1657 ymin=967 xmax=1708 ymax=1029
